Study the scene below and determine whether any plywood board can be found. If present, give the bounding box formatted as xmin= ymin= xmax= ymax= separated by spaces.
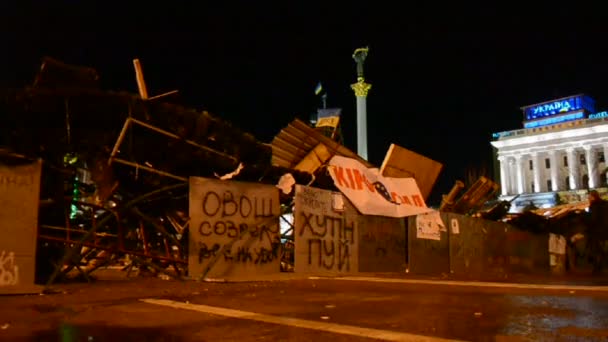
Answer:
xmin=294 ymin=143 xmax=333 ymax=174
xmin=294 ymin=185 xmax=358 ymax=274
xmin=188 ymin=177 xmax=281 ymax=279
xmin=380 ymin=143 xmax=443 ymax=200
xmin=0 ymin=159 xmax=42 ymax=294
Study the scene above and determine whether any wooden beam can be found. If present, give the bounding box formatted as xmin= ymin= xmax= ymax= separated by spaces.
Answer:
xmin=133 ymin=59 xmax=149 ymax=100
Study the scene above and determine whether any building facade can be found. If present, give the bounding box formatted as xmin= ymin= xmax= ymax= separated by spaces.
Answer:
xmin=491 ymin=94 xmax=608 ymax=210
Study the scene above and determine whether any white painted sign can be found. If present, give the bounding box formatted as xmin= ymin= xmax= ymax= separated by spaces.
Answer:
xmin=548 ymin=233 xmax=566 ymax=255
xmin=328 ymin=156 xmax=432 ymax=218
xmin=451 ymin=218 xmax=460 ymax=235
xmin=415 ymin=211 xmax=444 ymax=241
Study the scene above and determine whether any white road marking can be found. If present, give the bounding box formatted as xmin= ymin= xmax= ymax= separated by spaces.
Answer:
xmin=311 ymin=276 xmax=608 ymax=292
xmin=141 ymin=298 xmax=464 ymax=342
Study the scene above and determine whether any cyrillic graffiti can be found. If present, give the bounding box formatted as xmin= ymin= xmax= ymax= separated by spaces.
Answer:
xmin=201 ymin=191 xmax=274 ymax=219
xmin=0 ymin=251 xmax=19 ymax=286
xmin=198 ymin=242 xmax=280 ymax=265
xmin=0 ymin=173 xmax=34 ymax=188
xmin=197 ymin=190 xmax=277 ymax=244
xmin=298 ymin=212 xmax=355 ymax=272
xmin=298 ymin=213 xmax=355 ymax=240
xmin=197 ymin=220 xmax=278 ymax=241
xmin=190 ymin=182 xmax=280 ymax=271
xmin=306 ymin=238 xmax=352 ymax=271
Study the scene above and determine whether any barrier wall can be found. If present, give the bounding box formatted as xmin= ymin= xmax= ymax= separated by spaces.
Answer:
xmin=188 ymin=177 xmax=281 ymax=279
xmin=407 ymin=212 xmax=449 ymax=275
xmin=294 ymin=185 xmax=406 ymax=274
xmin=0 ymin=159 xmax=42 ymax=294
xmin=408 ymin=212 xmax=550 ymax=278
xmin=294 ymin=185 xmax=359 ymax=274
xmin=358 ymin=214 xmax=406 ymax=272
xmin=188 ymin=181 xmax=551 ymax=279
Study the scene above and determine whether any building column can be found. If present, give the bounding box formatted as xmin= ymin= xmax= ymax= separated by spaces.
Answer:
xmin=603 ymin=144 xmax=608 ymax=187
xmin=566 ymin=147 xmax=579 ymax=190
xmin=498 ymin=155 xmax=510 ymax=196
xmin=515 ymin=155 xmax=526 ymax=194
xmin=584 ymin=145 xmax=599 ymax=189
xmin=508 ymin=157 xmax=517 ymax=195
xmin=531 ymin=152 xmax=542 ymax=193
xmin=548 ymin=150 xmax=560 ymax=191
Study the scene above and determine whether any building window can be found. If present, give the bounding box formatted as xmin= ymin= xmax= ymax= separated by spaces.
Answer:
xmin=547 ymin=179 xmax=552 ymax=190
xmin=565 ymin=176 xmax=570 ymax=188
xmin=602 ymin=173 xmax=607 ymax=187
xmin=564 ymin=156 xmax=568 ymax=167
xmin=583 ymin=174 xmax=589 ymax=188
xmin=600 ymin=151 xmax=605 ymax=163
xmin=545 ymin=158 xmax=550 ymax=168
xmin=529 ymin=160 xmax=533 ymax=170
xmin=531 ymin=182 xmax=535 ymax=192
xmin=580 ymin=154 xmax=586 ymax=165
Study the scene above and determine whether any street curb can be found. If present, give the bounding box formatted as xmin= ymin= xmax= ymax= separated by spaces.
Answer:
xmin=309 ymin=276 xmax=608 ymax=292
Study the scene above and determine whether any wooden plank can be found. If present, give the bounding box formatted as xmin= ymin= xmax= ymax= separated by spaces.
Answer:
xmin=270 ymin=147 xmax=296 ymax=168
xmin=274 ymin=135 xmax=311 ymax=157
xmin=294 ymin=143 xmax=333 ymax=174
xmin=380 ymin=143 xmax=443 ymax=200
xmin=133 ymin=59 xmax=149 ymax=99
xmin=270 ymin=119 xmax=373 ymax=173
xmin=280 ymin=129 xmax=317 ymax=150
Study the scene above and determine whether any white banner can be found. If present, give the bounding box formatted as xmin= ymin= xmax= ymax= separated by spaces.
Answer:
xmin=328 ymin=156 xmax=432 ymax=218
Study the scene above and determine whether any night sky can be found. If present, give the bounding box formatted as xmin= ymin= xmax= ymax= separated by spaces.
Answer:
xmin=3 ymin=3 xmax=608 ymax=205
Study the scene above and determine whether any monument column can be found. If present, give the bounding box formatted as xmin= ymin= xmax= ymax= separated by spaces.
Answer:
xmin=351 ymin=47 xmax=372 ymax=160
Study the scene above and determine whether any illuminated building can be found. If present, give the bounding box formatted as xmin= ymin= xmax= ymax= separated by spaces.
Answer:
xmin=491 ymin=94 xmax=608 ymax=211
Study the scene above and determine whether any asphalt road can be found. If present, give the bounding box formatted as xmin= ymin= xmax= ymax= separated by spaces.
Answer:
xmin=1 ymin=271 xmax=608 ymax=341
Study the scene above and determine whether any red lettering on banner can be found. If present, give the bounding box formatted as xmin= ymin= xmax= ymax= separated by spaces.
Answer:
xmin=334 ymin=167 xmax=350 ymax=188
xmin=345 ymin=168 xmax=355 ymax=188
xmin=353 ymin=169 xmax=376 ymax=192
xmin=412 ymin=195 xmax=425 ymax=207
xmin=391 ymin=192 xmax=401 ymax=203
xmin=401 ymin=195 xmax=412 ymax=205
xmin=352 ymin=169 xmax=364 ymax=190
xmin=335 ymin=166 xmax=425 ymax=209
